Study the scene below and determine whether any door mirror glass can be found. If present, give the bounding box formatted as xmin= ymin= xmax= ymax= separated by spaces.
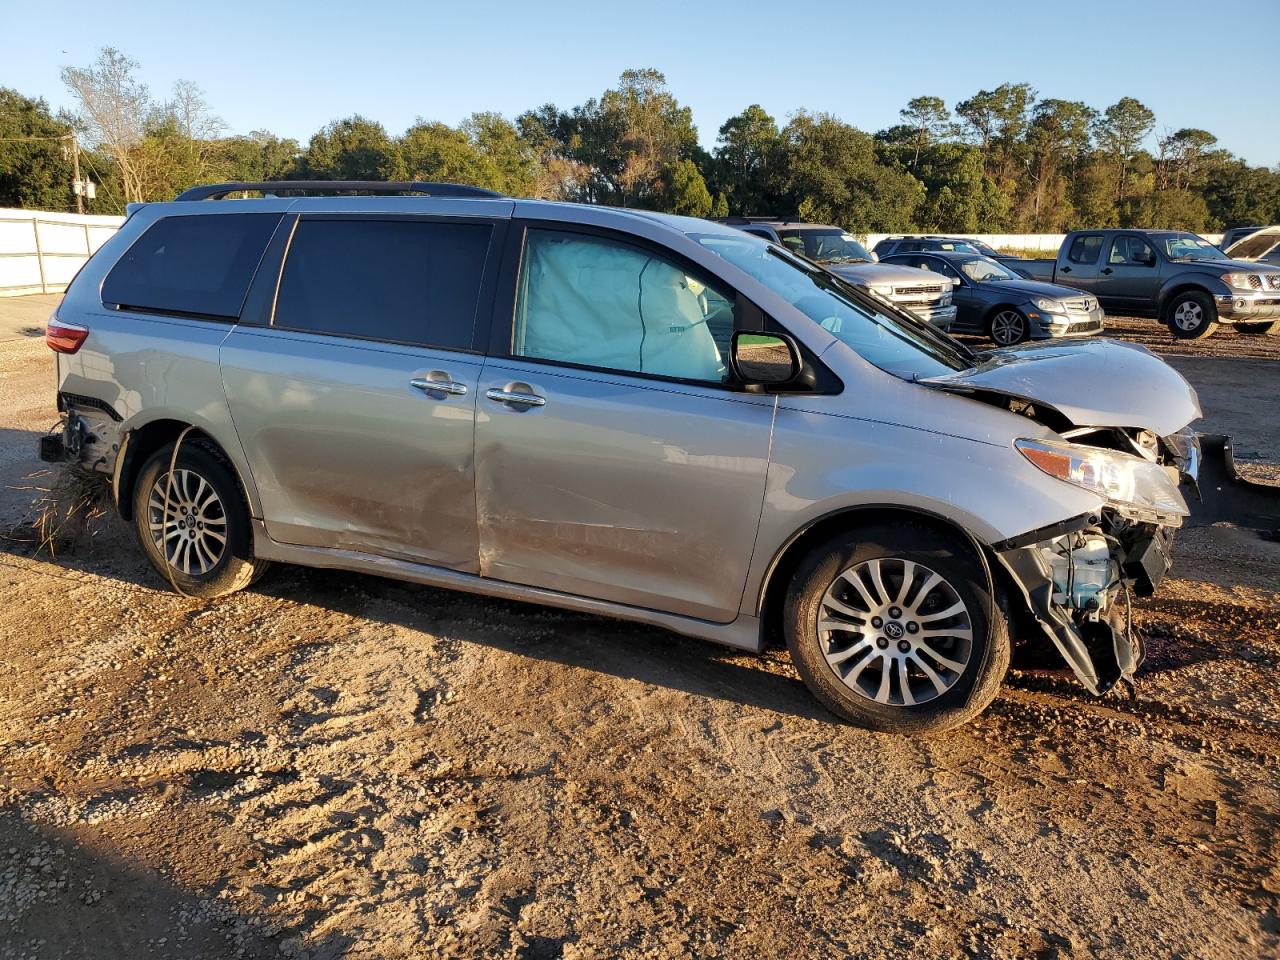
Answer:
xmin=732 ymin=332 xmax=799 ymax=385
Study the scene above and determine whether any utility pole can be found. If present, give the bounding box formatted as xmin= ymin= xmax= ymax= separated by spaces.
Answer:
xmin=70 ymin=133 xmax=83 ymax=215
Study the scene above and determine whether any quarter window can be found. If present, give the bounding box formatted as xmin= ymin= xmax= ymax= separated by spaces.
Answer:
xmin=273 ymin=218 xmax=491 ymax=349
xmin=102 ymin=213 xmax=281 ymax=319
xmin=513 ymin=229 xmax=733 ymax=383
xmin=1067 ymin=234 xmax=1104 ymax=265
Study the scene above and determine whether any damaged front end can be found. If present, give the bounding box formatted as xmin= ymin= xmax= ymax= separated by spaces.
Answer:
xmin=995 ymin=426 xmax=1199 ymax=695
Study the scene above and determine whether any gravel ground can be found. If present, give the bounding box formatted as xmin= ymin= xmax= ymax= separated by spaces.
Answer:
xmin=1 ymin=299 xmax=1278 ymax=959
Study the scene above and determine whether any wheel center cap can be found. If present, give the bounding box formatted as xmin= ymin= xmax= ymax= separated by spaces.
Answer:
xmin=885 ymin=621 xmax=905 ymax=640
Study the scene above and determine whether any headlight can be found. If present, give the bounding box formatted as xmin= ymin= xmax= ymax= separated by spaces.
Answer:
xmin=870 ymin=284 xmax=894 ymax=298
xmin=1221 ymin=272 xmax=1257 ymax=290
xmin=938 ymin=292 xmax=952 ymax=307
xmin=1015 ymin=438 xmax=1188 ymax=518
xmin=1032 ymin=297 xmax=1068 ymax=314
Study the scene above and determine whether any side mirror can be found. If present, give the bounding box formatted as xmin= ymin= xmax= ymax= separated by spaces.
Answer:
xmin=731 ymin=331 xmax=801 ymax=387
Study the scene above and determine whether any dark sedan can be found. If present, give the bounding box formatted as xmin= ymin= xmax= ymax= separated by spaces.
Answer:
xmin=881 ymin=251 xmax=1106 ymax=345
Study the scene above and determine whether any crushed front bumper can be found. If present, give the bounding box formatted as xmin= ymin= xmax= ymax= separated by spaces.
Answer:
xmin=994 ymin=430 xmax=1197 ymax=695
xmin=996 ymin=522 xmax=1174 ymax=694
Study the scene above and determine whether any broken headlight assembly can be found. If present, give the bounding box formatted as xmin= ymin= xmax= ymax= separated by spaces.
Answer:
xmin=1014 ymin=438 xmax=1188 ymax=522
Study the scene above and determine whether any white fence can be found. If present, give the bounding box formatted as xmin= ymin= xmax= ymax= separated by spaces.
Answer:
xmin=0 ymin=210 xmax=1231 ymax=297
xmin=863 ymin=231 xmax=1224 ymax=252
xmin=0 ymin=209 xmax=124 ymax=297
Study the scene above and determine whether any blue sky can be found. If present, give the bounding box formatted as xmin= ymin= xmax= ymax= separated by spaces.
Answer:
xmin=5 ymin=0 xmax=1278 ymax=166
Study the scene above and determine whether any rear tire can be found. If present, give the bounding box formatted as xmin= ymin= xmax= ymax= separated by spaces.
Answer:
xmin=1237 ymin=319 xmax=1280 ymax=336
xmin=783 ymin=523 xmax=1010 ymax=735
xmin=1165 ymin=290 xmax=1219 ymax=339
xmin=132 ymin=441 xmax=266 ymax=598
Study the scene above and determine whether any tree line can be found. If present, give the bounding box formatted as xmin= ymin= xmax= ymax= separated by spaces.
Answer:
xmin=2 ymin=47 xmax=1278 ymax=234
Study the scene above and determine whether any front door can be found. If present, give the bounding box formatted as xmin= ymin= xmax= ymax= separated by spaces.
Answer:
xmin=473 ymin=226 xmax=775 ymax=622
xmin=220 ymin=214 xmax=499 ymax=570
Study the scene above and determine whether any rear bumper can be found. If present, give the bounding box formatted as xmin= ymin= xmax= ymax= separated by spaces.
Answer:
xmin=1216 ymin=292 xmax=1280 ymax=321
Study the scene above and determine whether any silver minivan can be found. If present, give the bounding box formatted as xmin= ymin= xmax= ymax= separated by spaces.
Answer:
xmin=43 ymin=181 xmax=1201 ymax=734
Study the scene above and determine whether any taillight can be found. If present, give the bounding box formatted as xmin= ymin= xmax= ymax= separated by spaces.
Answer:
xmin=46 ymin=319 xmax=89 ymax=354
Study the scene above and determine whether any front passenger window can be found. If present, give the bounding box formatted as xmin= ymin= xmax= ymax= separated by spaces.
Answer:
xmin=514 ymin=230 xmax=732 ymax=383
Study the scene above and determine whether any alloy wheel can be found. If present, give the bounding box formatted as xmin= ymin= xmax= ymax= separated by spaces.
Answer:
xmin=816 ymin=557 xmax=974 ymax=707
xmin=991 ymin=310 xmax=1026 ymax=345
xmin=146 ymin=468 xmax=228 ymax=576
xmin=1173 ymin=300 xmax=1203 ymax=331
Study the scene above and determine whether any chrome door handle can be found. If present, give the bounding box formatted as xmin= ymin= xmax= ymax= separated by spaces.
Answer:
xmin=485 ymin=388 xmax=545 ymax=407
xmin=410 ymin=376 xmax=468 ymax=396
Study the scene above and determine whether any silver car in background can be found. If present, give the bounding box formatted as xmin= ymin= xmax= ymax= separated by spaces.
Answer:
xmin=714 ymin=218 xmax=959 ymax=330
xmin=42 ymin=181 xmax=1200 ymax=734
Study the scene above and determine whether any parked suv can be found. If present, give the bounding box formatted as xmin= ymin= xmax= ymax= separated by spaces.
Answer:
xmin=713 ymin=218 xmax=957 ymax=330
xmin=43 ymin=181 xmax=1202 ymax=734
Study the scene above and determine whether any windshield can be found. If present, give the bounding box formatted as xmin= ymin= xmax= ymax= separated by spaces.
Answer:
xmin=776 ymin=229 xmax=874 ymax=264
xmin=960 ymin=257 xmax=1021 ymax=282
xmin=1163 ymin=234 xmax=1229 ymax=261
xmin=1227 ymin=231 xmax=1280 ymax=260
xmin=693 ymin=232 xmax=971 ymax=379
xmin=968 ymin=240 xmax=1000 ymax=257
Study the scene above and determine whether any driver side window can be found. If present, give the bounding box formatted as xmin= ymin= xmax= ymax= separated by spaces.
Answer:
xmin=513 ymin=229 xmax=733 ymax=383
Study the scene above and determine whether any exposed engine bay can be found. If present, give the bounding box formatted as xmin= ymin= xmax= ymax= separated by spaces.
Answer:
xmin=995 ymin=419 xmax=1199 ymax=696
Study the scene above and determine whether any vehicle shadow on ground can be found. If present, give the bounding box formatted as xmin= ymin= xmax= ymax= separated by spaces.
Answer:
xmin=0 ymin=524 xmax=837 ymax=724
xmin=261 ymin=563 xmax=841 ymax=724
xmin=0 ymin=813 xmax=354 ymax=959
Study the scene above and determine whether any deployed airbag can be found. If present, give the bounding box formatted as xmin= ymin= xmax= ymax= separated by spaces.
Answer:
xmin=517 ymin=232 xmax=726 ymax=382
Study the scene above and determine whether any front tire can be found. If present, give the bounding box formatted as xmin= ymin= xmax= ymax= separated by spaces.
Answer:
xmin=783 ymin=523 xmax=1010 ymax=735
xmin=1165 ymin=290 xmax=1219 ymax=339
xmin=132 ymin=441 xmax=266 ymax=598
xmin=1237 ymin=319 xmax=1280 ymax=336
xmin=988 ymin=308 xmax=1030 ymax=346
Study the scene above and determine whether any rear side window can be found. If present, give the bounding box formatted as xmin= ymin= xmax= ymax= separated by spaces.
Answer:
xmin=102 ymin=213 xmax=281 ymax=319
xmin=273 ymin=218 xmax=491 ymax=349
xmin=1067 ymin=234 xmax=1104 ymax=265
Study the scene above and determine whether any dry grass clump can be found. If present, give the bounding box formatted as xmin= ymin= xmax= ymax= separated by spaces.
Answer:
xmin=3 ymin=465 xmax=114 ymax=557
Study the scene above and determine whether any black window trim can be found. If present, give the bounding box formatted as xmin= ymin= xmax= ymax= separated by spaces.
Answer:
xmin=263 ymin=211 xmax=508 ymax=355
xmin=101 ymin=211 xmax=287 ymax=323
xmin=488 ymin=219 xmax=771 ymax=393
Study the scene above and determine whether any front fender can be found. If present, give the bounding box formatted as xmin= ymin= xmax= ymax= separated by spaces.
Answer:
xmin=740 ymin=404 xmax=1102 ymax=614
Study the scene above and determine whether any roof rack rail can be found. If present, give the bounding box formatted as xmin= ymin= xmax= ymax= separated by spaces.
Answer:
xmin=711 ymin=215 xmax=803 ymax=224
xmin=173 ymin=181 xmax=504 ymax=201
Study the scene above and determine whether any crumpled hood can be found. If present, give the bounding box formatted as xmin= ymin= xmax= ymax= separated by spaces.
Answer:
xmin=921 ymin=338 xmax=1201 ymax=437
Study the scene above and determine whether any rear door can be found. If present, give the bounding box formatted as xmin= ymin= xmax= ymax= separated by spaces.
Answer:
xmin=1057 ymin=233 xmax=1105 ymax=294
xmin=220 ymin=212 xmax=504 ymax=570
xmin=472 ymin=223 xmax=775 ymax=622
xmin=1095 ymin=234 xmax=1159 ymax=313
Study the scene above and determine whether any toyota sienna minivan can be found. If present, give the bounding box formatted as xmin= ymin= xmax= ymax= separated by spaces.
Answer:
xmin=41 ymin=181 xmax=1201 ymax=735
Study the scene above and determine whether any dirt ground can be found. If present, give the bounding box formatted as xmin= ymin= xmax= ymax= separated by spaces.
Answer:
xmin=1 ymin=297 xmax=1278 ymax=959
